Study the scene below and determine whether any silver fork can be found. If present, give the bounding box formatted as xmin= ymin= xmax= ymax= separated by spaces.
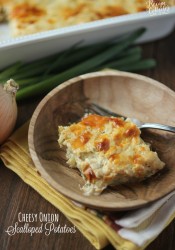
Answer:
xmin=87 ymin=103 xmax=175 ymax=133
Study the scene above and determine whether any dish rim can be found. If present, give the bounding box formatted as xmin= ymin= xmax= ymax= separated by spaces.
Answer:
xmin=1 ymin=7 xmax=175 ymax=49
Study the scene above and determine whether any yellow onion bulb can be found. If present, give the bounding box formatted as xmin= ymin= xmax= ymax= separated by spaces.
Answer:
xmin=0 ymin=79 xmax=18 ymax=145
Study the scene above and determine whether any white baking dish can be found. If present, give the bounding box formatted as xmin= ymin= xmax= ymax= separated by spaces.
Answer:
xmin=0 ymin=7 xmax=175 ymax=69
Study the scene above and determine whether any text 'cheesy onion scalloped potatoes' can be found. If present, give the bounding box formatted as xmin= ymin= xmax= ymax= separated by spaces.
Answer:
xmin=58 ymin=114 xmax=165 ymax=196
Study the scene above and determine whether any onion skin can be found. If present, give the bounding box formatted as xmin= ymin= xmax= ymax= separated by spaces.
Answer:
xmin=0 ymin=79 xmax=18 ymax=145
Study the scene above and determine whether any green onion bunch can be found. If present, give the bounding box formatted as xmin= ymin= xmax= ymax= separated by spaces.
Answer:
xmin=0 ymin=28 xmax=156 ymax=101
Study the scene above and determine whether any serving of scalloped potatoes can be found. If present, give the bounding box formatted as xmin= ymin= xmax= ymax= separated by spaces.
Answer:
xmin=58 ymin=114 xmax=165 ymax=195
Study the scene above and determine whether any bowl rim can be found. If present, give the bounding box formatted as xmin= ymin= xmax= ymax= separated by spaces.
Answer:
xmin=28 ymin=70 xmax=175 ymax=210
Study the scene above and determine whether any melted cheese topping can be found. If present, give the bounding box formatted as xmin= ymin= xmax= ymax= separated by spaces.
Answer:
xmin=1 ymin=0 xmax=174 ymax=36
xmin=58 ymin=114 xmax=165 ymax=195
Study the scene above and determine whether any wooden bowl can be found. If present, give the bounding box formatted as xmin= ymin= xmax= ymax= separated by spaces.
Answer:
xmin=29 ymin=70 xmax=175 ymax=211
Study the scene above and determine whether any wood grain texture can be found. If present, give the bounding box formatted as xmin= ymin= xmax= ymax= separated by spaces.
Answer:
xmin=0 ymin=30 xmax=175 ymax=250
xmin=28 ymin=70 xmax=175 ymax=211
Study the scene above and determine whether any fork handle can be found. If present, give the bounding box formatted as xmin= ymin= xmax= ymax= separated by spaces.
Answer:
xmin=140 ymin=123 xmax=175 ymax=133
